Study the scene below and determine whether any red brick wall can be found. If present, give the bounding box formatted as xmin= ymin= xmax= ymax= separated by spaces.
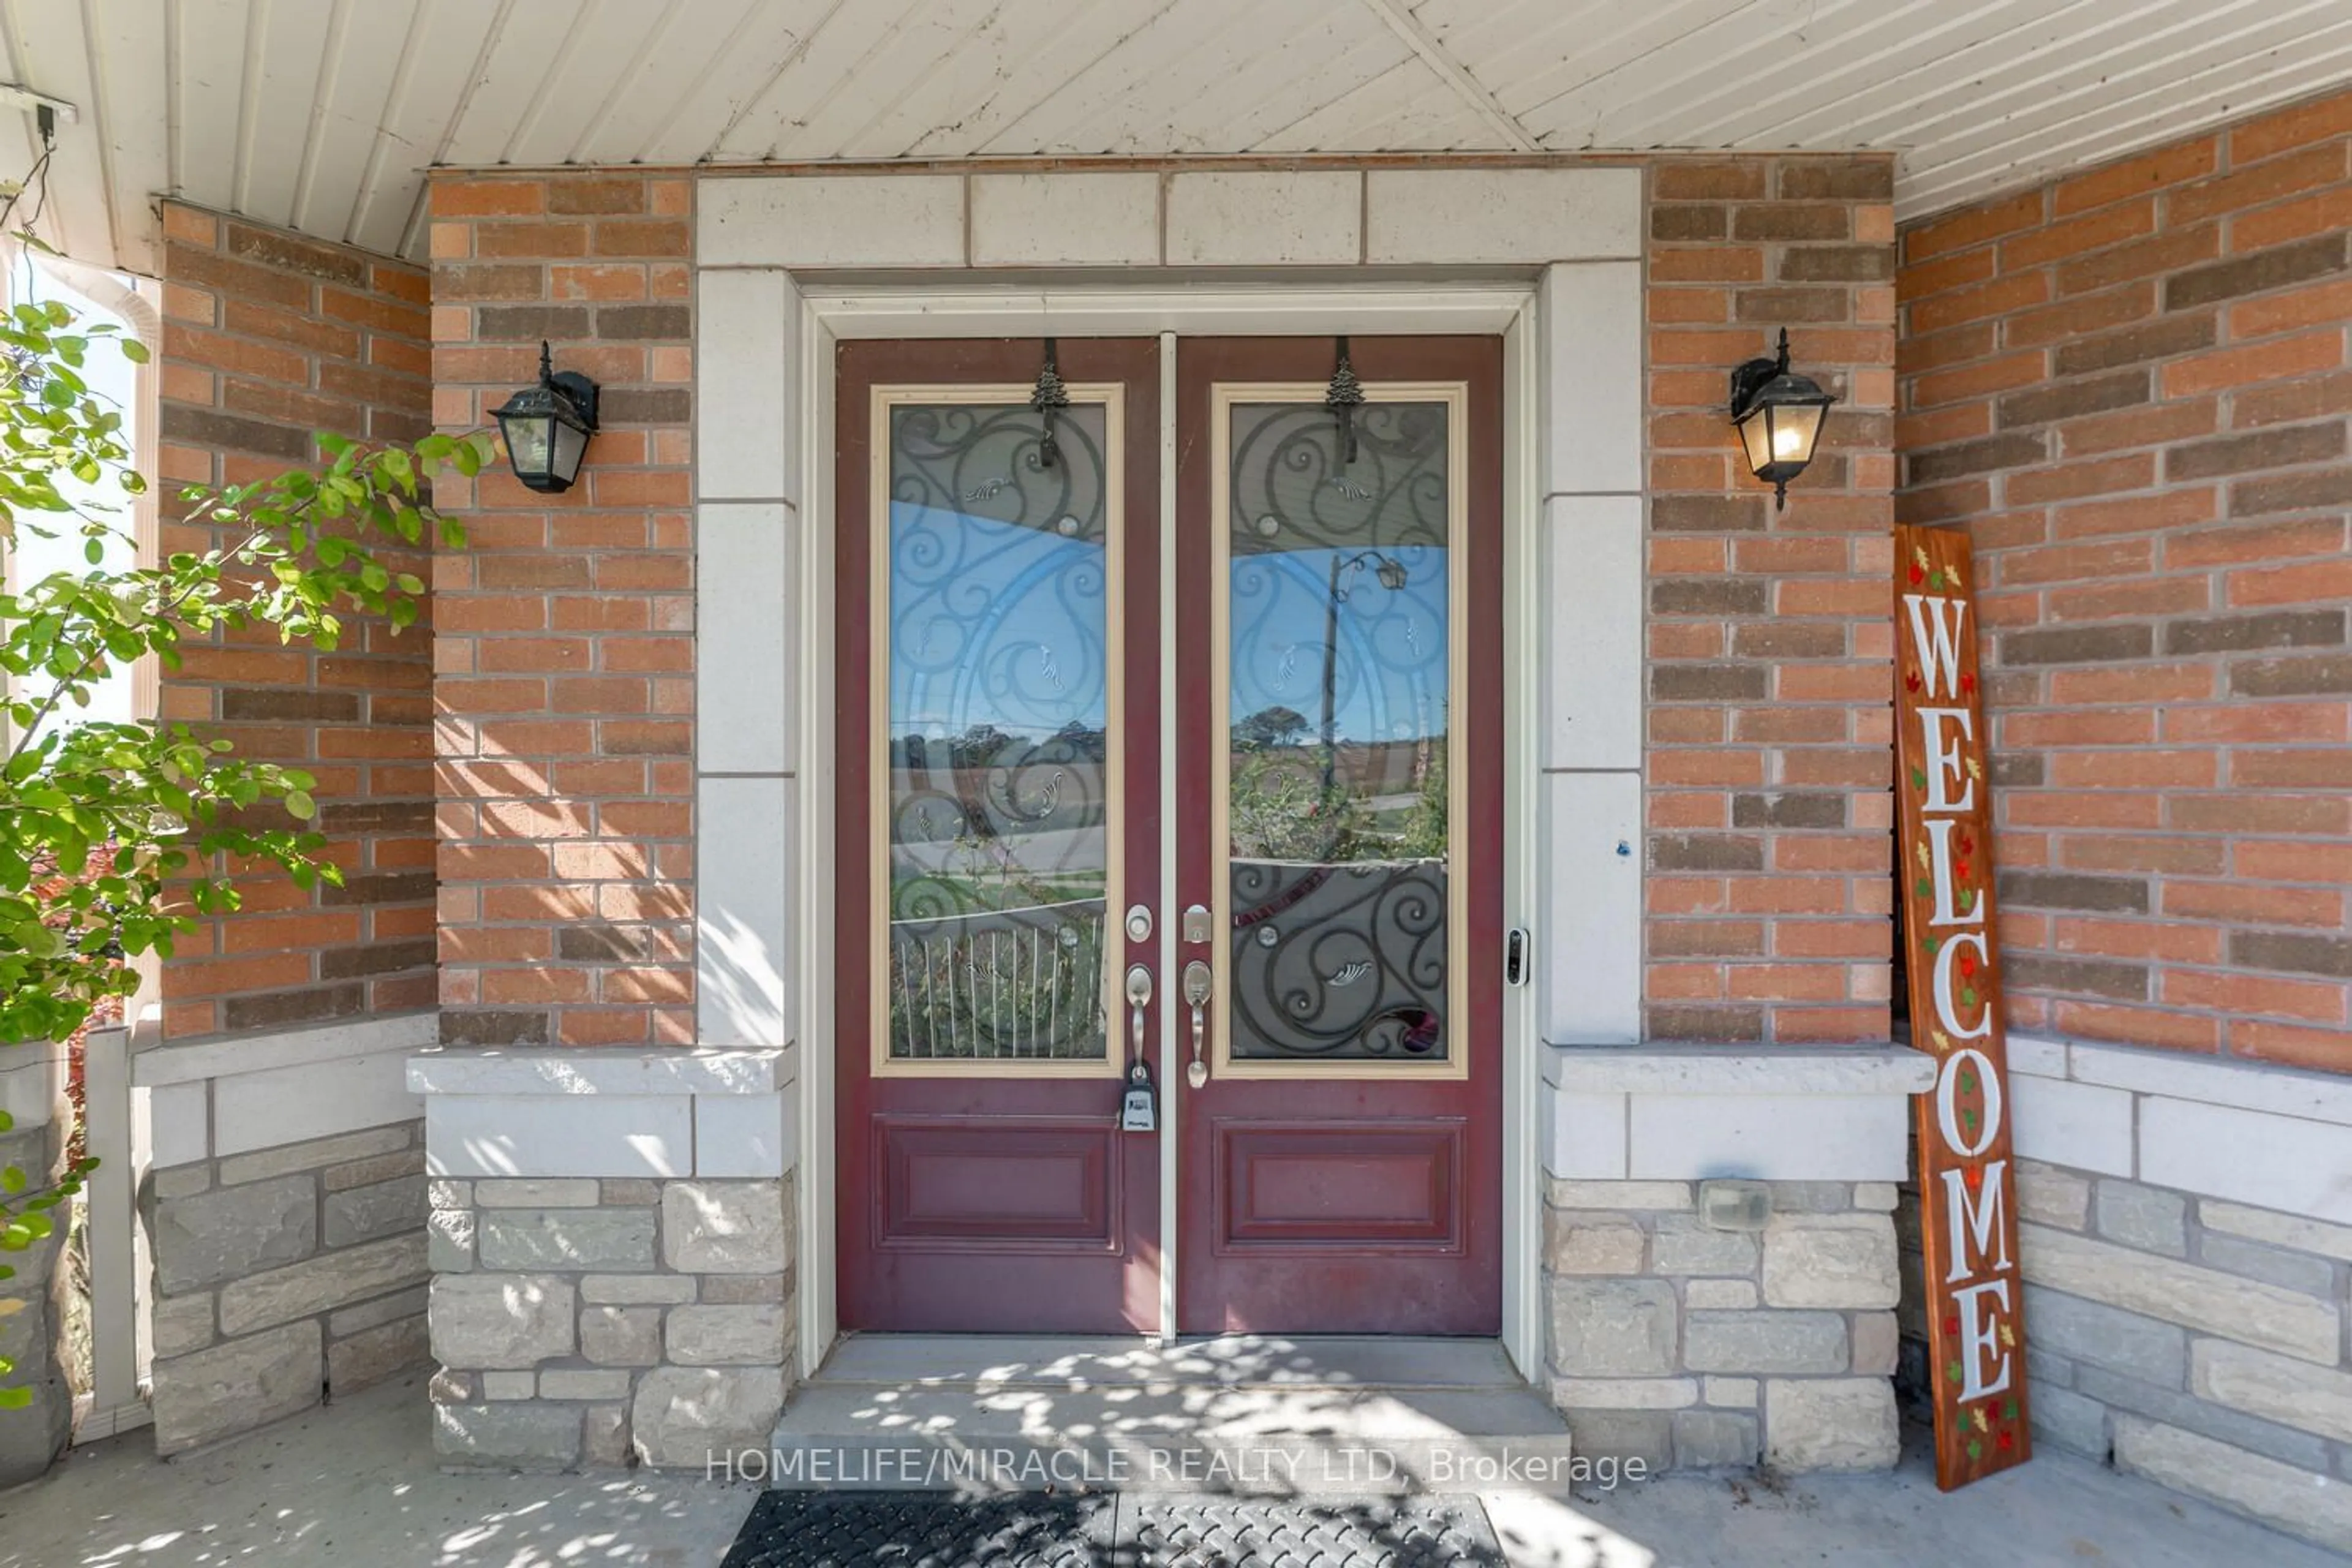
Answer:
xmin=156 ymin=202 xmax=435 ymax=1041
xmin=1645 ymin=155 xmax=1901 ymax=1044
xmin=1897 ymin=88 xmax=2352 ymax=1071
xmin=426 ymin=172 xmax=697 ymax=1049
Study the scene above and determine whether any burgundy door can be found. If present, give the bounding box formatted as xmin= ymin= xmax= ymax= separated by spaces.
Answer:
xmin=835 ymin=339 xmax=1161 ymax=1332
xmin=1174 ymin=337 xmax=1504 ymax=1335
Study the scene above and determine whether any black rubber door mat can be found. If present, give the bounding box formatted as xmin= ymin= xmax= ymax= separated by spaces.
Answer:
xmin=719 ymin=1492 xmax=1506 ymax=1567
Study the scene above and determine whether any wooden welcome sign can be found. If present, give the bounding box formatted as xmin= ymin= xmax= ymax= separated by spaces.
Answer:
xmin=1893 ymin=524 xmax=2031 ymax=1489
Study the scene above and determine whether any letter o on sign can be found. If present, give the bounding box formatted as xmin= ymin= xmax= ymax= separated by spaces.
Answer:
xmin=1936 ymin=1046 xmax=2002 ymax=1159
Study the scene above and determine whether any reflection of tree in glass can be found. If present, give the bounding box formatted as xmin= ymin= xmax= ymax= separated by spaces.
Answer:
xmin=947 ymin=722 xmax=1017 ymax=771
xmin=1233 ymin=704 xmax=1311 ymax=751
xmin=1229 ymin=750 xmax=1371 ymax=863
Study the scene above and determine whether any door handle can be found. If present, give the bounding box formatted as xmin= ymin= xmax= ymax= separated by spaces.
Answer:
xmin=1182 ymin=960 xmax=1212 ymax=1087
xmin=1125 ymin=963 xmax=1153 ymax=1071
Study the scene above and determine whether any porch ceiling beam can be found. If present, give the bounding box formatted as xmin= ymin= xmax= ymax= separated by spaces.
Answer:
xmin=1354 ymin=0 xmax=1540 ymax=154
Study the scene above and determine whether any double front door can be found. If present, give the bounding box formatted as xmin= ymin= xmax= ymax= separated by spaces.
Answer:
xmin=835 ymin=336 xmax=1501 ymax=1336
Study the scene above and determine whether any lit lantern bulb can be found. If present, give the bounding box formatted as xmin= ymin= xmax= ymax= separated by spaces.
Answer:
xmin=1773 ymin=423 xmax=1804 ymax=458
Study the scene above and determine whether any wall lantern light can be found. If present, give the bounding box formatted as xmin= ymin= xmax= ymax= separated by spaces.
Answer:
xmin=1729 ymin=328 xmax=1835 ymax=508
xmin=492 ymin=341 xmax=600 ymax=494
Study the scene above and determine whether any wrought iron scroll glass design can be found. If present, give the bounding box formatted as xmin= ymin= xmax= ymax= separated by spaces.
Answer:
xmin=1227 ymin=401 xmax=1452 ymax=1061
xmin=886 ymin=403 xmax=1112 ymax=1060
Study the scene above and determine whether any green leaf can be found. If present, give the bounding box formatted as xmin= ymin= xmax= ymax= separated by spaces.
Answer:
xmin=119 ymin=337 xmax=150 ymax=364
xmin=284 ymin=790 xmax=315 ymax=821
xmin=1909 ymin=767 xmax=1927 ymax=791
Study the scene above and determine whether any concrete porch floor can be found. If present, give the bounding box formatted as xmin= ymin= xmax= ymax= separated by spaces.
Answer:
xmin=0 ymin=1370 xmax=2340 ymax=1567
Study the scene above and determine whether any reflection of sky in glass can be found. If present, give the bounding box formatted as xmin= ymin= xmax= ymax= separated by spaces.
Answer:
xmin=889 ymin=502 xmax=1107 ymax=742
xmin=1230 ymin=545 xmax=1448 ymax=748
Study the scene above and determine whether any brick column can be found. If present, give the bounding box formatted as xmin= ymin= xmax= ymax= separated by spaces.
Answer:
xmin=425 ymin=172 xmax=697 ymax=1050
xmin=1643 ymin=156 xmax=1901 ymax=1044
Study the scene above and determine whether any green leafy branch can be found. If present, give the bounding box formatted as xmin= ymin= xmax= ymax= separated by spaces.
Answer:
xmin=0 ymin=288 xmax=492 ymax=1048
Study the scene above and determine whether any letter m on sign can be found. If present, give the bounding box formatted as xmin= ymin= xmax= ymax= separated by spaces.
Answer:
xmin=1893 ymin=525 xmax=2032 ymax=1490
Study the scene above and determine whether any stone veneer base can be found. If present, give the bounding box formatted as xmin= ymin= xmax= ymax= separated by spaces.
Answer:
xmin=145 ymin=1118 xmax=431 ymax=1454
xmin=409 ymin=1048 xmax=798 ymax=1469
xmin=1913 ymin=1035 xmax=2352 ymax=1554
xmin=0 ymin=1041 xmax=71 ymax=1484
xmin=1545 ymin=1178 xmax=1904 ymax=1472
xmin=136 ymin=1015 xmax=437 ymax=1456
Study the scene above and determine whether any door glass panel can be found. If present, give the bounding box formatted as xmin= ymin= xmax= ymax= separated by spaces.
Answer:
xmin=883 ymin=402 xmax=1114 ymax=1061
xmin=1225 ymin=400 xmax=1452 ymax=1063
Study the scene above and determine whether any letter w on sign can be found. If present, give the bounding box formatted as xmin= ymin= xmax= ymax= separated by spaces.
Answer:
xmin=1894 ymin=525 xmax=2032 ymax=1490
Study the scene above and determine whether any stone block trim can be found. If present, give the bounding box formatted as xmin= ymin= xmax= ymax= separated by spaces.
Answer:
xmin=428 ymin=1175 xmax=796 ymax=1469
xmin=145 ymin=1117 xmax=430 ymax=1455
xmin=156 ymin=201 xmax=435 ymax=1042
xmin=1895 ymin=85 xmax=2352 ymax=1071
xmin=1544 ymin=1177 xmax=1902 ymax=1473
xmin=1645 ymin=155 xmax=1900 ymax=1045
xmin=427 ymin=169 xmax=697 ymax=1050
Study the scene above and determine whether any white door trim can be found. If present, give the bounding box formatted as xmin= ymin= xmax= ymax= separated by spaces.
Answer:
xmin=791 ymin=282 xmax=1544 ymax=1382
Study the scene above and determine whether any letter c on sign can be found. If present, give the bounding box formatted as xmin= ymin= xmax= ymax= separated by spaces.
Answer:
xmin=1936 ymin=1046 xmax=2002 ymax=1159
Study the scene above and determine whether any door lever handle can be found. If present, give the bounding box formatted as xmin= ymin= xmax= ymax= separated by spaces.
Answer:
xmin=1125 ymin=965 xmax=1152 ymax=1069
xmin=1182 ymin=960 xmax=1212 ymax=1087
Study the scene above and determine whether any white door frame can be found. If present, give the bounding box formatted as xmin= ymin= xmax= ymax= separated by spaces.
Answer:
xmin=794 ymin=284 xmax=1544 ymax=1380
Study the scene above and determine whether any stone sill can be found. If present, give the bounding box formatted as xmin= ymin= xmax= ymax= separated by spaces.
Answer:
xmin=407 ymin=1046 xmax=795 ymax=1098
xmin=2010 ymin=1033 xmax=2352 ymax=1128
xmin=1543 ymin=1046 xmax=1936 ymax=1098
xmin=134 ymin=1011 xmax=436 ymax=1088
xmin=0 ymin=1039 xmax=69 ymax=1130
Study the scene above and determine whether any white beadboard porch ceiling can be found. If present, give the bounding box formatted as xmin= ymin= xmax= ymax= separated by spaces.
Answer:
xmin=7 ymin=0 xmax=2352 ymax=276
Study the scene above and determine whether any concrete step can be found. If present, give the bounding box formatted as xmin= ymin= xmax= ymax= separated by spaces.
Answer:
xmin=811 ymin=1333 xmax=1525 ymax=1391
xmin=758 ymin=1335 xmax=1572 ymax=1494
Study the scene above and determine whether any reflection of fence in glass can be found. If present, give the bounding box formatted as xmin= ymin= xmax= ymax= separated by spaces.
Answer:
xmin=887 ymin=902 xmax=1107 ymax=1060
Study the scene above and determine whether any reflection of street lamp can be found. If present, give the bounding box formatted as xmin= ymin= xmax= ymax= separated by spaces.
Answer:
xmin=1321 ymin=551 xmax=1409 ymax=791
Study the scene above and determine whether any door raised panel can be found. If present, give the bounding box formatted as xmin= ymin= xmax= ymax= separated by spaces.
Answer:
xmin=1216 ymin=1120 xmax=1464 ymax=1251
xmin=876 ymin=1117 xmax=1118 ymax=1249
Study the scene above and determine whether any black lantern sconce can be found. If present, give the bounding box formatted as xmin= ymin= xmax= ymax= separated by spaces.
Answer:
xmin=492 ymin=341 xmax=600 ymax=494
xmin=1729 ymin=328 xmax=1835 ymax=508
